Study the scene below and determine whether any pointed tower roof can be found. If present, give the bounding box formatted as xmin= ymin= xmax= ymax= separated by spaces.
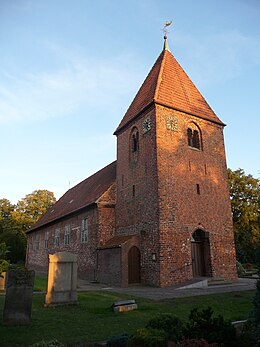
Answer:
xmin=114 ymin=38 xmax=224 ymax=135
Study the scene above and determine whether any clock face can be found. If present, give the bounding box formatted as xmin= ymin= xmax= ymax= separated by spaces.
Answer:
xmin=142 ymin=117 xmax=152 ymax=133
xmin=166 ymin=115 xmax=178 ymax=131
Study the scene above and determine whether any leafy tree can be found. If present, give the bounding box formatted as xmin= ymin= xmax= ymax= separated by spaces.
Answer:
xmin=228 ymin=168 xmax=260 ymax=263
xmin=0 ymin=190 xmax=56 ymax=263
xmin=0 ymin=230 xmax=27 ymax=263
xmin=0 ymin=198 xmax=27 ymax=263
xmin=12 ymin=190 xmax=56 ymax=231
xmin=0 ymin=242 xmax=9 ymax=274
xmin=0 ymin=199 xmax=15 ymax=234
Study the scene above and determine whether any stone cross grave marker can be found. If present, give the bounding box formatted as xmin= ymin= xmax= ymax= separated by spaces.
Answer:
xmin=3 ymin=267 xmax=35 ymax=325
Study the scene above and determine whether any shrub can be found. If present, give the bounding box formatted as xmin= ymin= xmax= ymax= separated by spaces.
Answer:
xmin=128 ymin=327 xmax=167 ymax=347
xmin=147 ymin=314 xmax=184 ymax=342
xmin=184 ymin=307 xmax=237 ymax=347
xmin=236 ymin=261 xmax=246 ymax=277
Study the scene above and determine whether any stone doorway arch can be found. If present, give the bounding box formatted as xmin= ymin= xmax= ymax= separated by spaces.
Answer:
xmin=128 ymin=246 xmax=141 ymax=284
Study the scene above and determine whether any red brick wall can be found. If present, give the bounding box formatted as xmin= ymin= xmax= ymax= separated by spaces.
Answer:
xmin=155 ymin=105 xmax=237 ymax=286
xmin=26 ymin=208 xmax=98 ymax=280
xmin=26 ymin=184 xmax=116 ymax=281
xmin=115 ymin=103 xmax=237 ymax=287
xmin=97 ymin=247 xmax=121 ymax=285
xmin=97 ymin=183 xmax=116 ymax=246
xmin=115 ymin=105 xmax=161 ymax=286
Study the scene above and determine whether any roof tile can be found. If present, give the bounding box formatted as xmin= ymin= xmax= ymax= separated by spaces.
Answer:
xmin=115 ymin=46 xmax=224 ymax=134
xmin=29 ymin=161 xmax=116 ymax=231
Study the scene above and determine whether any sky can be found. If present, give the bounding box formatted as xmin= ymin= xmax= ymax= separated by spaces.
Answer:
xmin=0 ymin=0 xmax=259 ymax=204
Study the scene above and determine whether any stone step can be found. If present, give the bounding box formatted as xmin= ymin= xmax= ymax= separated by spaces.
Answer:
xmin=207 ymin=277 xmax=233 ymax=286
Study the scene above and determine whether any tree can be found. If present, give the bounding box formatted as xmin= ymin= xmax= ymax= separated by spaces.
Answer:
xmin=0 ymin=242 xmax=9 ymax=275
xmin=0 ymin=190 xmax=56 ymax=264
xmin=228 ymin=168 xmax=260 ymax=263
xmin=12 ymin=190 xmax=56 ymax=231
xmin=0 ymin=199 xmax=15 ymax=234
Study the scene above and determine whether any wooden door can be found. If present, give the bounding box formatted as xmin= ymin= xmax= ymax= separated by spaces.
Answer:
xmin=192 ymin=241 xmax=206 ymax=277
xmin=128 ymin=246 xmax=140 ymax=284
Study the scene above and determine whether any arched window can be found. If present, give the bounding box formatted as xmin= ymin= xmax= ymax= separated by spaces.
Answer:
xmin=187 ymin=124 xmax=202 ymax=150
xmin=187 ymin=128 xmax=193 ymax=147
xmin=131 ymin=127 xmax=139 ymax=152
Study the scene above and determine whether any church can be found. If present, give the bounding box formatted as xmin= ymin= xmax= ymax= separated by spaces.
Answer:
xmin=26 ymin=37 xmax=237 ymax=287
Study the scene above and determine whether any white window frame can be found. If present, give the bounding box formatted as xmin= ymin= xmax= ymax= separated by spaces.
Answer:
xmin=54 ymin=228 xmax=60 ymax=247
xmin=35 ymin=234 xmax=40 ymax=250
xmin=64 ymin=224 xmax=70 ymax=245
xmin=44 ymin=231 xmax=49 ymax=249
xmin=30 ymin=236 xmax=34 ymax=251
xmin=81 ymin=218 xmax=88 ymax=243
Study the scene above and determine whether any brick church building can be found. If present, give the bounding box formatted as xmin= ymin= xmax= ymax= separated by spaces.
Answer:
xmin=26 ymin=37 xmax=237 ymax=287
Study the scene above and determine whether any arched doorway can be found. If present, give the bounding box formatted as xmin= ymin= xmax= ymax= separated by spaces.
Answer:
xmin=191 ymin=229 xmax=207 ymax=277
xmin=128 ymin=246 xmax=141 ymax=284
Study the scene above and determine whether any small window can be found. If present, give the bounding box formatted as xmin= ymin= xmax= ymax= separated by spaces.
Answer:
xmin=54 ymin=228 xmax=60 ymax=247
xmin=44 ymin=231 xmax=49 ymax=249
xmin=64 ymin=224 xmax=70 ymax=245
xmin=187 ymin=124 xmax=201 ymax=150
xmin=132 ymin=132 xmax=139 ymax=151
xmin=196 ymin=184 xmax=200 ymax=195
xmin=187 ymin=128 xmax=193 ymax=147
xmin=130 ymin=127 xmax=139 ymax=153
xmin=193 ymin=130 xmax=200 ymax=149
xmin=35 ymin=234 xmax=40 ymax=250
xmin=81 ymin=218 xmax=88 ymax=243
xmin=132 ymin=185 xmax=135 ymax=197
xmin=30 ymin=236 xmax=34 ymax=251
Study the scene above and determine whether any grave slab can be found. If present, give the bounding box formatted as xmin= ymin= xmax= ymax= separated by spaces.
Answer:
xmin=3 ymin=268 xmax=35 ymax=325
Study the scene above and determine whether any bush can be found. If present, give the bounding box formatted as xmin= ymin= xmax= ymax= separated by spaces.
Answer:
xmin=147 ymin=314 xmax=184 ymax=342
xmin=236 ymin=261 xmax=246 ymax=277
xmin=128 ymin=327 xmax=167 ymax=347
xmin=184 ymin=307 xmax=237 ymax=347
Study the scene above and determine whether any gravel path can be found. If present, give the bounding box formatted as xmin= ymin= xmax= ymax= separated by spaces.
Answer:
xmin=77 ymin=278 xmax=257 ymax=300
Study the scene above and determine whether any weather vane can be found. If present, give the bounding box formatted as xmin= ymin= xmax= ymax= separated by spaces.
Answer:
xmin=162 ymin=20 xmax=173 ymax=38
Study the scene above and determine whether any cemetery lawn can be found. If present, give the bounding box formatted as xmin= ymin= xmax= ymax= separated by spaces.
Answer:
xmin=0 ymin=288 xmax=255 ymax=347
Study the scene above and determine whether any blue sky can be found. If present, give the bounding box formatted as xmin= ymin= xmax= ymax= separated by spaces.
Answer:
xmin=0 ymin=0 xmax=259 ymax=203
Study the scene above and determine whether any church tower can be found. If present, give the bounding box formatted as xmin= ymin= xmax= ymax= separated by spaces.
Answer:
xmin=114 ymin=37 xmax=237 ymax=287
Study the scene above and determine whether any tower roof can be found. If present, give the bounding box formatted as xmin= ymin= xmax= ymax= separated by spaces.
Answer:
xmin=115 ymin=39 xmax=224 ymax=134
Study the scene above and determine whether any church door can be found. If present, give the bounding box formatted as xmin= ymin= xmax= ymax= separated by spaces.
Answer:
xmin=128 ymin=246 xmax=141 ymax=284
xmin=191 ymin=230 xmax=206 ymax=277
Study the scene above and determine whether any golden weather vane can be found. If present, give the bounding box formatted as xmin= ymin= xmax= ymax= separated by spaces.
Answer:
xmin=162 ymin=20 xmax=173 ymax=38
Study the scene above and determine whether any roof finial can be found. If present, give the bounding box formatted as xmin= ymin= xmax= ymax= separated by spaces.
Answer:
xmin=162 ymin=20 xmax=172 ymax=51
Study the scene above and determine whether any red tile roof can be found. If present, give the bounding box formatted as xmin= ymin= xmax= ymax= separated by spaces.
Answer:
xmin=28 ymin=161 xmax=116 ymax=232
xmin=115 ymin=44 xmax=224 ymax=134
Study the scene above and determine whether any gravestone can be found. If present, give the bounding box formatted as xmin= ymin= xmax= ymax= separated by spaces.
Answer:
xmin=3 ymin=268 xmax=35 ymax=325
xmin=45 ymin=252 xmax=78 ymax=306
xmin=0 ymin=272 xmax=7 ymax=290
xmin=112 ymin=299 xmax=138 ymax=313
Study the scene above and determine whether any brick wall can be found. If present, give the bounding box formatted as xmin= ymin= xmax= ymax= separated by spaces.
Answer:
xmin=26 ymin=184 xmax=116 ymax=281
xmin=115 ymin=103 xmax=237 ymax=287
xmin=155 ymin=105 xmax=237 ymax=286
xmin=97 ymin=248 xmax=121 ymax=285
xmin=115 ymin=105 xmax=161 ymax=286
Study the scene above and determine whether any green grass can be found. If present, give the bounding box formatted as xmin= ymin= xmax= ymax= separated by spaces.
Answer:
xmin=0 ymin=289 xmax=256 ymax=347
xmin=33 ymin=275 xmax=47 ymax=292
